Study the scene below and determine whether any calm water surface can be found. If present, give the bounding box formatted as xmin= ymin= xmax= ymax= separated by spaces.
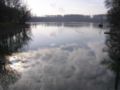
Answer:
xmin=0 ymin=22 xmax=117 ymax=90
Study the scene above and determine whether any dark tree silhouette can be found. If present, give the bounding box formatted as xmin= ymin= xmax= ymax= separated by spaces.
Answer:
xmin=103 ymin=26 xmax=120 ymax=90
xmin=102 ymin=0 xmax=120 ymax=90
xmin=105 ymin=0 xmax=120 ymax=26
xmin=0 ymin=0 xmax=31 ymax=24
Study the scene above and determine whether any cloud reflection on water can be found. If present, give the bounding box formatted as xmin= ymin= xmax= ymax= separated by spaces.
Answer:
xmin=8 ymin=42 xmax=114 ymax=90
xmin=0 ymin=22 xmax=113 ymax=90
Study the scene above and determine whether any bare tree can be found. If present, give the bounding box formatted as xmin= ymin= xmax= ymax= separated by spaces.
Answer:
xmin=5 ymin=0 xmax=21 ymax=8
xmin=105 ymin=0 xmax=120 ymax=26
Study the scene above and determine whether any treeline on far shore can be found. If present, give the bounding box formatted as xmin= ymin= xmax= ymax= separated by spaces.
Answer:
xmin=30 ymin=14 xmax=107 ymax=22
xmin=0 ymin=0 xmax=30 ymax=24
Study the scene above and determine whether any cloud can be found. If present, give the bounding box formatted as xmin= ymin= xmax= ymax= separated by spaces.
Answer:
xmin=26 ymin=0 xmax=107 ymax=16
xmin=50 ymin=3 xmax=65 ymax=13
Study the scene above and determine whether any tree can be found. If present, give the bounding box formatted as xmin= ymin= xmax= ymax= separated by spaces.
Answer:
xmin=103 ymin=0 xmax=120 ymax=89
xmin=105 ymin=0 xmax=120 ymax=26
xmin=0 ymin=0 xmax=31 ymax=24
xmin=5 ymin=0 xmax=21 ymax=8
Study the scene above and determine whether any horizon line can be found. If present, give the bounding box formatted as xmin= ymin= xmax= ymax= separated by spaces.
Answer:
xmin=32 ymin=13 xmax=107 ymax=17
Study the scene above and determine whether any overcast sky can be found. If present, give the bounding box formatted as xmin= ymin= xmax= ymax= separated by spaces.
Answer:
xmin=25 ymin=0 xmax=107 ymax=16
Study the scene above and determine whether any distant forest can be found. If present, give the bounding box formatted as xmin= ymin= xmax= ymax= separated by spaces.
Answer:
xmin=30 ymin=14 xmax=107 ymax=22
xmin=0 ymin=0 xmax=30 ymax=24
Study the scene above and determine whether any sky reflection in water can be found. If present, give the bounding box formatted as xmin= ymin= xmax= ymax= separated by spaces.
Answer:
xmin=3 ymin=22 xmax=115 ymax=90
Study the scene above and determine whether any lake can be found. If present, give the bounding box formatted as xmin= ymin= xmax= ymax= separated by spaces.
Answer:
xmin=0 ymin=22 xmax=118 ymax=90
